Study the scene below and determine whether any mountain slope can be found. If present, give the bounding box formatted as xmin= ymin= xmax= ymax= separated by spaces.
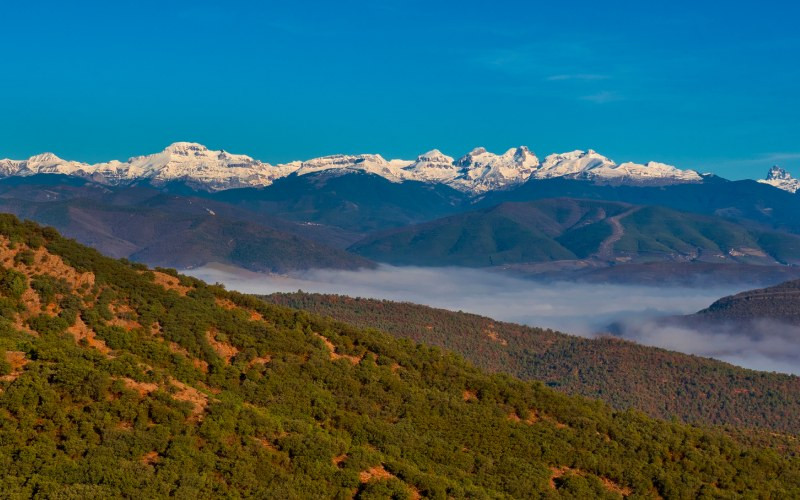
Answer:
xmin=0 ymin=179 xmax=372 ymax=272
xmin=262 ymin=292 xmax=800 ymax=433
xmin=4 ymin=176 xmax=800 ymax=283
xmin=691 ymin=278 xmax=800 ymax=324
xmin=209 ymin=171 xmax=467 ymax=233
xmin=483 ymin=176 xmax=800 ymax=234
xmin=0 ymin=215 xmax=799 ymax=496
xmin=349 ymin=198 xmax=800 ymax=268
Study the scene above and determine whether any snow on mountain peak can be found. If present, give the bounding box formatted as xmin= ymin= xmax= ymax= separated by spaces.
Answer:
xmin=27 ymin=152 xmax=65 ymax=163
xmin=537 ymin=149 xmax=614 ymax=178
xmin=445 ymin=146 xmax=541 ymax=193
xmin=1 ymin=152 xmax=90 ymax=177
xmin=416 ymin=149 xmax=453 ymax=163
xmin=535 ymin=150 xmax=701 ymax=185
xmin=759 ymin=166 xmax=800 ymax=193
xmin=293 ymin=154 xmax=413 ymax=183
xmin=0 ymin=142 xmax=708 ymax=193
xmin=766 ymin=165 xmax=792 ymax=181
xmin=165 ymin=141 xmax=207 ymax=150
xmin=400 ymin=150 xmax=459 ymax=184
xmin=469 ymin=147 xmax=488 ymax=156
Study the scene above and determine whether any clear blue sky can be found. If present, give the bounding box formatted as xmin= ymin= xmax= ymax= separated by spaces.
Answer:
xmin=2 ymin=0 xmax=798 ymax=179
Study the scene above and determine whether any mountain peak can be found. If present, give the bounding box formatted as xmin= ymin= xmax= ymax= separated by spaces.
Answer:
xmin=415 ymin=149 xmax=454 ymax=163
xmin=759 ymin=165 xmax=800 ymax=193
xmin=507 ymin=146 xmax=536 ymax=162
xmin=162 ymin=142 xmax=211 ymax=156
xmin=27 ymin=152 xmax=65 ymax=163
xmin=767 ymin=165 xmax=792 ymax=181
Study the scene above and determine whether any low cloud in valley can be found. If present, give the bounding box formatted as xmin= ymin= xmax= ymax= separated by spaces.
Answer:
xmin=185 ymin=264 xmax=798 ymax=375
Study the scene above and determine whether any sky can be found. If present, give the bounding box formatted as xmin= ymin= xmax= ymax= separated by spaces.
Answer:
xmin=2 ymin=0 xmax=799 ymax=179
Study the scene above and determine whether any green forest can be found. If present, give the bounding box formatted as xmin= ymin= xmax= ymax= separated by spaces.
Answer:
xmin=264 ymin=292 xmax=800 ymax=434
xmin=0 ymin=214 xmax=798 ymax=498
xmin=348 ymin=199 xmax=800 ymax=267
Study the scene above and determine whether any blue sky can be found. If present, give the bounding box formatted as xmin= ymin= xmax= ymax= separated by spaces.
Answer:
xmin=1 ymin=0 xmax=798 ymax=179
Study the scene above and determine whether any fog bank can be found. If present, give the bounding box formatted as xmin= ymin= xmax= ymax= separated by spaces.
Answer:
xmin=184 ymin=264 xmax=797 ymax=374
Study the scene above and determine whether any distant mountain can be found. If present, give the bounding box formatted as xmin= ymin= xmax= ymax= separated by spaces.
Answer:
xmin=4 ymin=214 xmax=799 ymax=496
xmin=4 ymin=173 xmax=800 ymax=283
xmin=349 ymin=198 xmax=800 ymax=268
xmin=759 ymin=165 xmax=800 ymax=193
xmin=691 ymin=278 xmax=800 ymax=324
xmin=1 ymin=141 xmax=709 ymax=194
xmin=0 ymin=180 xmax=372 ymax=272
xmin=480 ymin=176 xmax=800 ymax=234
xmin=3 ymin=145 xmax=800 ymax=283
xmin=208 ymin=171 xmax=467 ymax=234
xmin=263 ymin=291 xmax=800 ymax=433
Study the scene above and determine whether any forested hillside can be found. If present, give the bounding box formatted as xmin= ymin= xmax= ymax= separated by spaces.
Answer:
xmin=349 ymin=198 xmax=800 ymax=267
xmin=264 ymin=292 xmax=800 ymax=433
xmin=0 ymin=215 xmax=799 ymax=497
xmin=691 ymin=278 xmax=800 ymax=324
xmin=479 ymin=177 xmax=800 ymax=234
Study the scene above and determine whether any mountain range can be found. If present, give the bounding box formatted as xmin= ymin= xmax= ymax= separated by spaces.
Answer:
xmin=349 ymin=198 xmax=800 ymax=267
xmin=1 ymin=142 xmax=800 ymax=285
xmin=2 ymin=141 xmax=783 ymax=194
xmin=4 ymin=142 xmax=799 ymax=195
xmin=0 ymin=180 xmax=372 ymax=272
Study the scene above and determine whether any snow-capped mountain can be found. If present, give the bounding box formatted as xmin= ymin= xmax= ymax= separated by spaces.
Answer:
xmin=0 ymin=142 xmax=705 ymax=194
xmin=451 ymin=147 xmax=541 ymax=193
xmin=291 ymin=154 xmax=414 ymax=183
xmin=532 ymin=150 xmax=702 ymax=184
xmin=758 ymin=166 xmax=800 ymax=193
xmin=0 ymin=142 xmax=294 ymax=191
xmin=395 ymin=146 xmax=541 ymax=194
xmin=402 ymin=150 xmax=459 ymax=183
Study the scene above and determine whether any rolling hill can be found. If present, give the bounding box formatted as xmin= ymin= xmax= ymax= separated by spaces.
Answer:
xmin=4 ymin=173 xmax=800 ymax=286
xmin=209 ymin=171 xmax=468 ymax=234
xmin=349 ymin=198 xmax=800 ymax=270
xmin=0 ymin=178 xmax=373 ymax=272
xmin=481 ymin=176 xmax=800 ymax=234
xmin=0 ymin=215 xmax=799 ymax=496
xmin=263 ymin=292 xmax=800 ymax=433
